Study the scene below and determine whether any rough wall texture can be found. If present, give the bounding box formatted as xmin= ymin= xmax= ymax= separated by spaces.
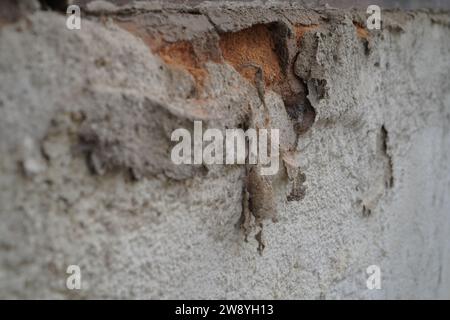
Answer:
xmin=0 ymin=1 xmax=450 ymax=299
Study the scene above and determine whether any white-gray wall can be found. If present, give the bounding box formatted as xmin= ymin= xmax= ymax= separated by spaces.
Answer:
xmin=0 ymin=1 xmax=449 ymax=299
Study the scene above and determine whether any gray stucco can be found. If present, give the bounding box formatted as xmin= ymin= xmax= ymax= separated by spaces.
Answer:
xmin=0 ymin=1 xmax=449 ymax=299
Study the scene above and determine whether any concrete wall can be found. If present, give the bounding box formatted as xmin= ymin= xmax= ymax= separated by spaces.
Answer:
xmin=0 ymin=1 xmax=450 ymax=299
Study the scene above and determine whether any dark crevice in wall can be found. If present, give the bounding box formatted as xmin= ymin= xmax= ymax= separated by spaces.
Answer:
xmin=284 ymin=91 xmax=316 ymax=136
xmin=39 ymin=0 xmax=68 ymax=12
xmin=268 ymin=22 xmax=292 ymax=77
xmin=381 ymin=125 xmax=394 ymax=188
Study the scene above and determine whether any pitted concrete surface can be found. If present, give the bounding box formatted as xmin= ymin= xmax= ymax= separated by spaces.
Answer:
xmin=0 ymin=1 xmax=450 ymax=299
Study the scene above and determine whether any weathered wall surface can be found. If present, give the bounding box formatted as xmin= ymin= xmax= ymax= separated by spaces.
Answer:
xmin=0 ymin=1 xmax=450 ymax=299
